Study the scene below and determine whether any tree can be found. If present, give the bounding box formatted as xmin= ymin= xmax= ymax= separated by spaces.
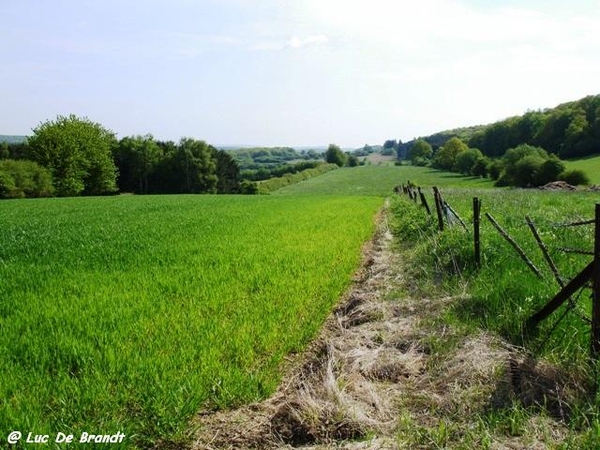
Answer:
xmin=324 ymin=144 xmax=346 ymax=167
xmin=114 ymin=135 xmax=162 ymax=193
xmin=28 ymin=115 xmax=118 ymax=196
xmin=0 ymin=142 xmax=9 ymax=159
xmin=453 ymin=148 xmax=483 ymax=175
xmin=535 ymin=157 xmax=565 ymax=186
xmin=470 ymin=156 xmax=490 ymax=178
xmin=212 ymin=147 xmax=241 ymax=193
xmin=347 ymin=155 xmax=359 ymax=167
xmin=433 ymin=137 xmax=468 ymax=170
xmin=408 ymin=139 xmax=432 ymax=163
xmin=0 ymin=159 xmax=54 ymax=198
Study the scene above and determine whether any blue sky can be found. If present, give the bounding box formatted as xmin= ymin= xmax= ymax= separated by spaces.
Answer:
xmin=1 ymin=0 xmax=599 ymax=147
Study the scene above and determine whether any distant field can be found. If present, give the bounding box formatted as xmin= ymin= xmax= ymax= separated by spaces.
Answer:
xmin=274 ymin=165 xmax=495 ymax=196
xmin=565 ymin=154 xmax=600 ymax=184
xmin=0 ymin=195 xmax=381 ymax=447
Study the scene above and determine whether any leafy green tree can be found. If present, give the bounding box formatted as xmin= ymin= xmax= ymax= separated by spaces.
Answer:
xmin=0 ymin=159 xmax=54 ymax=198
xmin=453 ymin=148 xmax=483 ymax=174
xmin=535 ymin=157 xmax=565 ymax=186
xmin=114 ymin=135 xmax=162 ymax=193
xmin=433 ymin=137 xmax=468 ymax=170
xmin=324 ymin=144 xmax=347 ymax=167
xmin=347 ymin=155 xmax=359 ymax=167
xmin=28 ymin=115 xmax=118 ymax=196
xmin=471 ymin=156 xmax=490 ymax=177
xmin=0 ymin=142 xmax=9 ymax=159
xmin=408 ymin=139 xmax=432 ymax=163
xmin=212 ymin=147 xmax=241 ymax=193
xmin=514 ymin=155 xmax=545 ymax=187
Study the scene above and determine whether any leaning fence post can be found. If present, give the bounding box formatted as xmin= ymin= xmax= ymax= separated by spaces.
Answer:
xmin=592 ymin=204 xmax=600 ymax=360
xmin=473 ymin=198 xmax=481 ymax=268
xmin=432 ymin=186 xmax=444 ymax=231
xmin=419 ymin=188 xmax=431 ymax=216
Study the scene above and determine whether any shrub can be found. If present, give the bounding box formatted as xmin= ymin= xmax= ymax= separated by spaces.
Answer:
xmin=559 ymin=169 xmax=590 ymax=186
xmin=0 ymin=159 xmax=54 ymax=199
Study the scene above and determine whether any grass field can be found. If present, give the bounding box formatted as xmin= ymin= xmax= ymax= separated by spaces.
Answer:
xmin=0 ymin=194 xmax=381 ymax=447
xmin=274 ymin=165 xmax=495 ymax=196
xmin=390 ymin=185 xmax=600 ymax=364
xmin=565 ymin=154 xmax=600 ymax=185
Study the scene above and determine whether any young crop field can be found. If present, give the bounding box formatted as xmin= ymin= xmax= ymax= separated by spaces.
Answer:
xmin=273 ymin=165 xmax=495 ymax=197
xmin=0 ymin=194 xmax=381 ymax=447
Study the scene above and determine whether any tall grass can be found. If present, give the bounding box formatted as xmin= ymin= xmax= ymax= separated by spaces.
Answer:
xmin=390 ymin=188 xmax=600 ymax=363
xmin=0 ymin=194 xmax=381 ymax=448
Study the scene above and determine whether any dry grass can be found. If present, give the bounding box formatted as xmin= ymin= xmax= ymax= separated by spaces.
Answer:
xmin=190 ymin=205 xmax=585 ymax=450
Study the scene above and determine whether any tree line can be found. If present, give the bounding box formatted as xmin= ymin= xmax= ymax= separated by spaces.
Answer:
xmin=0 ymin=115 xmax=244 ymax=198
xmin=405 ymin=136 xmax=589 ymax=188
xmin=396 ymin=94 xmax=600 ymax=188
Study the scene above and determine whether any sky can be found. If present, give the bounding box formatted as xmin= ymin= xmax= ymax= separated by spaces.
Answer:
xmin=1 ymin=0 xmax=600 ymax=148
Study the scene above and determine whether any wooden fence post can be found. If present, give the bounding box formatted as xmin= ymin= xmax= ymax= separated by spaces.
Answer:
xmin=432 ymin=187 xmax=444 ymax=231
xmin=473 ymin=197 xmax=481 ymax=269
xmin=419 ymin=188 xmax=431 ymax=216
xmin=592 ymin=204 xmax=600 ymax=359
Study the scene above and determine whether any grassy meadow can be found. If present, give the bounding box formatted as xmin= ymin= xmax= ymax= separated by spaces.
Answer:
xmin=0 ymin=194 xmax=381 ymax=447
xmin=274 ymin=164 xmax=495 ymax=196
xmin=565 ymin=153 xmax=600 ymax=185
xmin=390 ymin=184 xmax=600 ymax=364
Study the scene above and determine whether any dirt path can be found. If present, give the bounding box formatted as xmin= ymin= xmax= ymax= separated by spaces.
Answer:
xmin=191 ymin=207 xmax=580 ymax=449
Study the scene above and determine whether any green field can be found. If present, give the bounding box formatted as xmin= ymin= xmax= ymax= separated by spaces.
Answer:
xmin=0 ymin=194 xmax=381 ymax=447
xmin=391 ymin=185 xmax=600 ymax=363
xmin=565 ymin=154 xmax=600 ymax=185
xmin=274 ymin=165 xmax=495 ymax=196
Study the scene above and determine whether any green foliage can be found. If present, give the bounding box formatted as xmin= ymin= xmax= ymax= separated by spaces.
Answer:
xmin=467 ymin=95 xmax=600 ymax=159
xmin=454 ymin=148 xmax=483 ymax=175
xmin=0 ymin=142 xmax=8 ymax=159
xmin=536 ymin=156 xmax=566 ymax=186
xmin=0 ymin=195 xmax=381 ymax=447
xmin=408 ymin=139 xmax=433 ymax=163
xmin=432 ymin=137 xmax=468 ymax=170
xmin=0 ymin=159 xmax=54 ymax=199
xmin=559 ymin=169 xmax=590 ymax=186
xmin=324 ymin=144 xmax=347 ymax=167
xmin=28 ymin=114 xmax=118 ymax=196
xmin=470 ymin=156 xmax=490 ymax=177
xmin=256 ymin=163 xmax=338 ymax=194
xmin=114 ymin=135 xmax=163 ymax=194
xmin=213 ymin=148 xmax=241 ymax=193
xmin=493 ymin=144 xmax=568 ymax=187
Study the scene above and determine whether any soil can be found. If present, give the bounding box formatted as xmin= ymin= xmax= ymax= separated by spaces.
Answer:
xmin=189 ymin=207 xmax=585 ymax=450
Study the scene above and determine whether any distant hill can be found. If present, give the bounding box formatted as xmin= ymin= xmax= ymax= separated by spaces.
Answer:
xmin=0 ymin=135 xmax=27 ymax=144
xmin=398 ymin=94 xmax=600 ymax=160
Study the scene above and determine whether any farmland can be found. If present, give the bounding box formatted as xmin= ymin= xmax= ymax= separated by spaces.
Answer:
xmin=0 ymin=194 xmax=381 ymax=447
xmin=2 ymin=161 xmax=600 ymax=448
xmin=274 ymin=165 xmax=495 ymax=197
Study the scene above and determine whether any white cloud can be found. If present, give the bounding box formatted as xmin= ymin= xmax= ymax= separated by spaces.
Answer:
xmin=251 ymin=34 xmax=329 ymax=51
xmin=288 ymin=34 xmax=328 ymax=48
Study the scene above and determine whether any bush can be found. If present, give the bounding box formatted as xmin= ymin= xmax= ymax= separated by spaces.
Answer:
xmin=0 ymin=159 xmax=54 ymax=199
xmin=559 ymin=169 xmax=590 ymax=186
xmin=535 ymin=157 xmax=565 ymax=186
